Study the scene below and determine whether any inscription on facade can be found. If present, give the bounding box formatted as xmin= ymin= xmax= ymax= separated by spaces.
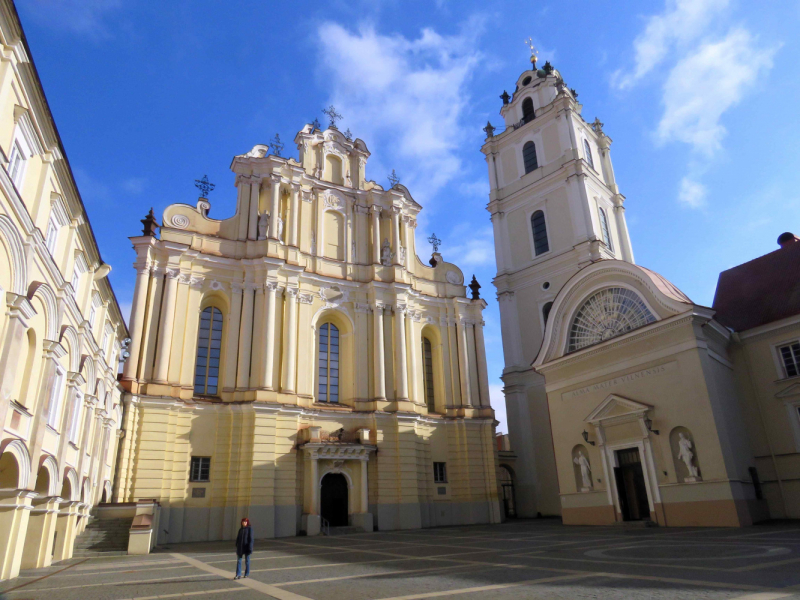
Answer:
xmin=561 ymin=362 xmax=676 ymax=400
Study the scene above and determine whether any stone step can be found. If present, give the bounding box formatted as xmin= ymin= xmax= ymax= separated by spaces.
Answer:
xmin=73 ymin=550 xmax=128 ymax=557
xmin=326 ymin=526 xmax=361 ymax=535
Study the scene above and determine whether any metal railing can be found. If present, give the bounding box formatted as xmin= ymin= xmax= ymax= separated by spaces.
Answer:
xmin=321 ymin=517 xmax=331 ymax=536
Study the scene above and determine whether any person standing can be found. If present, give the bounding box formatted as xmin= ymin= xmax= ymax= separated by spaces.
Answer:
xmin=234 ymin=518 xmax=254 ymax=579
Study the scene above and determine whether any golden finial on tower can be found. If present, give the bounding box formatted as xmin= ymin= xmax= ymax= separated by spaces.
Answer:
xmin=525 ymin=37 xmax=538 ymax=68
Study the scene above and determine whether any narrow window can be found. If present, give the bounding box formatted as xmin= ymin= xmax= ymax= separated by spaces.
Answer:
xmin=598 ymin=207 xmax=613 ymax=250
xmin=542 ymin=301 xmax=553 ymax=325
xmin=71 ymin=267 xmax=80 ymax=292
xmin=584 ymin=139 xmax=595 ymax=169
xmin=522 ymin=141 xmax=538 ymax=174
xmin=69 ymin=391 xmax=83 ymax=443
xmin=433 ymin=462 xmax=448 ymax=483
xmin=531 ymin=210 xmax=549 ymax=256
xmin=8 ymin=141 xmax=25 ymax=185
xmin=521 ymin=97 xmax=534 ymax=124
xmin=189 ymin=457 xmax=211 ymax=482
xmin=89 ymin=305 xmax=97 ymax=328
xmin=422 ymin=337 xmax=435 ymax=412
xmin=45 ymin=218 xmax=59 ymax=254
xmin=318 ymin=322 xmax=340 ymax=403
xmin=194 ymin=307 xmax=223 ymax=395
xmin=46 ymin=366 xmax=66 ymax=429
xmin=779 ymin=341 xmax=800 ymax=378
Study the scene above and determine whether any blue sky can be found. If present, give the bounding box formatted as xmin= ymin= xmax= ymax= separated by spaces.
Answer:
xmin=18 ymin=0 xmax=800 ymax=432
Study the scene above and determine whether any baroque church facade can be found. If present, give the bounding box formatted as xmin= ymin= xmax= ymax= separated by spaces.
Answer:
xmin=486 ymin=54 xmax=800 ymax=527
xmin=116 ymin=121 xmax=500 ymax=542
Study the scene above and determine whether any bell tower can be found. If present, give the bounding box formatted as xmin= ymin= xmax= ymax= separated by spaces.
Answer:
xmin=481 ymin=49 xmax=634 ymax=517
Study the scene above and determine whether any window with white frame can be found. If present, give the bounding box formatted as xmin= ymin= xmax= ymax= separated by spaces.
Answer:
xmin=44 ymin=198 xmax=68 ymax=257
xmin=598 ymin=206 xmax=613 ymax=250
xmin=433 ymin=462 xmax=447 ymax=483
xmin=71 ymin=252 xmax=87 ymax=294
xmin=7 ymin=140 xmax=27 ymax=186
xmin=778 ymin=341 xmax=800 ymax=378
xmin=89 ymin=292 xmax=101 ymax=328
xmin=45 ymin=217 xmax=59 ymax=254
xmin=584 ymin=139 xmax=595 ymax=169
xmin=47 ymin=365 xmax=67 ymax=429
xmin=69 ymin=390 xmax=84 ymax=443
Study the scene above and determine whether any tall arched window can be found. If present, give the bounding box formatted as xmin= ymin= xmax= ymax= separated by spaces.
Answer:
xmin=584 ymin=139 xmax=595 ymax=169
xmin=598 ymin=207 xmax=613 ymax=250
xmin=523 ymin=141 xmax=538 ymax=174
xmin=318 ymin=323 xmax=339 ymax=403
xmin=521 ymin=97 xmax=534 ymax=124
xmin=194 ymin=307 xmax=223 ymax=395
xmin=531 ymin=210 xmax=549 ymax=256
xmin=422 ymin=337 xmax=435 ymax=412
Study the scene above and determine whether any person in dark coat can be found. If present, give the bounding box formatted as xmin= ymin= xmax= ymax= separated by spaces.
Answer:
xmin=234 ymin=517 xmax=254 ymax=579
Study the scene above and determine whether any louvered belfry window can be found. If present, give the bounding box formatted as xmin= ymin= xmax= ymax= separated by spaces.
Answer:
xmin=318 ymin=323 xmax=340 ymax=402
xmin=194 ymin=307 xmax=223 ymax=395
xmin=531 ymin=210 xmax=549 ymax=256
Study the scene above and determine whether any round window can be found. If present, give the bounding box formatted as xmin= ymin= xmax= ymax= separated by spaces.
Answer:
xmin=522 ymin=76 xmax=532 ymax=86
xmin=542 ymin=282 xmax=550 ymax=290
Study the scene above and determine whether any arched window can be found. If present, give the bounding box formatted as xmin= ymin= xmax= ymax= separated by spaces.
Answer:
xmin=531 ymin=210 xmax=549 ymax=256
xmin=422 ymin=337 xmax=435 ymax=412
xmin=521 ymin=97 xmax=534 ymax=124
xmin=194 ymin=306 xmax=223 ymax=395
xmin=318 ymin=323 xmax=339 ymax=403
xmin=523 ymin=141 xmax=538 ymax=174
xmin=568 ymin=287 xmax=656 ymax=352
xmin=542 ymin=301 xmax=553 ymax=325
xmin=584 ymin=139 xmax=595 ymax=169
xmin=598 ymin=207 xmax=613 ymax=250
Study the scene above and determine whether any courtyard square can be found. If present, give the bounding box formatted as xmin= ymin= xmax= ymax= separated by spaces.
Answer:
xmin=3 ymin=519 xmax=800 ymax=600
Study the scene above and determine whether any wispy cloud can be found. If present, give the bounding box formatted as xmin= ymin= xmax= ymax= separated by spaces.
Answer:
xmin=20 ymin=0 xmax=123 ymax=39
xmin=678 ymin=177 xmax=707 ymax=208
xmin=317 ymin=19 xmax=484 ymax=205
xmin=444 ymin=224 xmax=495 ymax=269
xmin=122 ymin=177 xmax=147 ymax=195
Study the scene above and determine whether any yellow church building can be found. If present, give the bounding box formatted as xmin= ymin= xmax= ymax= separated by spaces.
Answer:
xmin=117 ymin=120 xmax=501 ymax=542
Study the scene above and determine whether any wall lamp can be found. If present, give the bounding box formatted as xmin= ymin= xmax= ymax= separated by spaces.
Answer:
xmin=581 ymin=429 xmax=596 ymax=446
xmin=644 ymin=416 xmax=660 ymax=435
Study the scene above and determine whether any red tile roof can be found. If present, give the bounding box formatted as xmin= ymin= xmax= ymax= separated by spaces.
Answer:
xmin=712 ymin=240 xmax=800 ymax=332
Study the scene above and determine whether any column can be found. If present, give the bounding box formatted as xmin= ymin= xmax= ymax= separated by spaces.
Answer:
xmin=281 ymin=287 xmax=298 ymax=393
xmin=370 ymin=205 xmax=381 ymax=264
xmin=394 ymin=304 xmax=408 ymax=400
xmin=0 ymin=491 xmax=36 ymax=580
xmin=0 ymin=294 xmax=34 ymax=428
xmin=372 ymin=303 xmax=385 ymax=399
xmin=456 ymin=316 xmax=472 ymax=406
xmin=360 ymin=459 xmax=369 ymax=513
xmin=613 ymin=195 xmax=635 ymax=264
xmin=153 ymin=268 xmax=179 ymax=383
xmin=268 ymin=174 xmax=281 ymax=239
xmin=123 ymin=264 xmax=152 ymax=381
xmin=262 ymin=282 xmax=279 ymax=390
xmin=20 ymin=496 xmax=59 ymax=569
xmin=390 ymin=206 xmax=401 ymax=265
xmin=236 ymin=177 xmax=251 ymax=241
xmin=250 ymin=283 xmax=266 ymax=388
xmin=52 ymin=500 xmax=80 ymax=561
xmin=288 ymin=183 xmax=300 ymax=247
xmin=497 ymin=291 xmax=523 ymax=368
xmin=474 ymin=319 xmax=491 ymax=407
xmin=490 ymin=212 xmax=506 ymax=273
xmin=248 ymin=177 xmax=260 ymax=240
xmin=401 ymin=216 xmax=411 ymax=267
xmin=406 ymin=311 xmax=418 ymax=403
xmin=236 ymin=284 xmax=256 ymax=389
xmin=310 ymin=454 xmax=319 ymax=515
xmin=223 ymin=283 xmax=244 ymax=392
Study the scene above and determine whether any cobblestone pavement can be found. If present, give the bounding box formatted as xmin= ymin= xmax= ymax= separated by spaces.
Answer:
xmin=3 ymin=519 xmax=800 ymax=600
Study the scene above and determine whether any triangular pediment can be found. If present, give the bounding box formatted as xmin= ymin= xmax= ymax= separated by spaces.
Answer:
xmin=584 ymin=394 xmax=652 ymax=423
xmin=776 ymin=383 xmax=800 ymax=399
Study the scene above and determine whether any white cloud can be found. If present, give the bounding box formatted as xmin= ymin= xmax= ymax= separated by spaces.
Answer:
xmin=444 ymin=224 xmax=495 ymax=269
xmin=613 ymin=0 xmax=729 ymax=89
xmin=656 ymin=28 xmax=777 ymax=156
xmin=122 ymin=177 xmax=146 ymax=195
xmin=678 ymin=177 xmax=707 ymax=208
xmin=317 ymin=20 xmax=483 ymax=204
xmin=21 ymin=0 xmax=123 ymax=38
xmin=490 ymin=383 xmax=507 ymax=433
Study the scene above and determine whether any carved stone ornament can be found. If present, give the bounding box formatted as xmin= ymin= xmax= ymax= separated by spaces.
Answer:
xmin=301 ymin=189 xmax=313 ymax=203
xmin=171 ymin=215 xmax=190 ymax=229
xmin=298 ymin=293 xmax=315 ymax=305
xmin=196 ymin=199 xmax=211 ymax=216
xmin=381 ymin=238 xmax=394 ymax=266
xmin=245 ymin=144 xmax=268 ymax=158
xmin=445 ymin=270 xmax=463 ymax=285
xmin=398 ymin=246 xmax=406 ymax=264
xmin=319 ymin=285 xmax=348 ymax=308
xmin=354 ymin=303 xmax=372 ymax=313
xmin=323 ymin=189 xmax=345 ymax=211
xmin=209 ymin=280 xmax=223 ymax=291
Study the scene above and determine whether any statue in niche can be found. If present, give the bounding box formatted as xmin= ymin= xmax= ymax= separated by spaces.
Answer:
xmin=310 ymin=231 xmax=317 ymax=255
xmin=398 ymin=245 xmax=406 ymax=264
xmin=573 ymin=451 xmax=592 ymax=490
xmin=677 ymin=433 xmax=699 ymax=478
xmin=257 ymin=212 xmax=269 ymax=240
xmin=381 ymin=238 xmax=394 ymax=266
xmin=351 ymin=239 xmax=356 ymax=262
xmin=277 ymin=216 xmax=284 ymax=243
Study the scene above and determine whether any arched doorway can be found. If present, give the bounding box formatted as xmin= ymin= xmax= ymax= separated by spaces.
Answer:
xmin=320 ymin=473 xmax=349 ymax=527
xmin=499 ymin=465 xmax=516 ymax=519
xmin=0 ymin=451 xmax=21 ymax=489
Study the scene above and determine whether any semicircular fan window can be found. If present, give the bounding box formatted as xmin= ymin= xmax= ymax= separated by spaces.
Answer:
xmin=567 ymin=287 xmax=656 ymax=353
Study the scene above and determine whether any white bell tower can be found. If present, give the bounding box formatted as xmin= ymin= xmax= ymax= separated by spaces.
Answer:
xmin=481 ymin=50 xmax=634 ymax=517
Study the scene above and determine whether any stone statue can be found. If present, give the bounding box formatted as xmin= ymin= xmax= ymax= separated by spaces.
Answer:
xmin=398 ymin=245 xmax=406 ymax=264
xmin=257 ymin=212 xmax=269 ymax=240
xmin=381 ymin=238 xmax=394 ymax=266
xmin=677 ymin=433 xmax=699 ymax=478
xmin=573 ymin=451 xmax=592 ymax=489
xmin=277 ymin=216 xmax=284 ymax=243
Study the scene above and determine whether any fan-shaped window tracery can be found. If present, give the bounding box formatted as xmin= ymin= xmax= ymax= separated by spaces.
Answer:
xmin=567 ymin=287 xmax=656 ymax=352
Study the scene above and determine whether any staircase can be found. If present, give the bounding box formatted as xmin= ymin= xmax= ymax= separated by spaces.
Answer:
xmin=72 ymin=517 xmax=133 ymax=556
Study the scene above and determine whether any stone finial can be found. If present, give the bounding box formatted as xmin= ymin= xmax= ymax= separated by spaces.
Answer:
xmin=483 ymin=121 xmax=496 ymax=138
xmin=141 ymin=208 xmax=159 ymax=237
xmin=500 ymin=90 xmax=510 ymax=105
xmin=591 ymin=117 xmax=605 ymax=135
xmin=469 ymin=275 xmax=481 ymax=300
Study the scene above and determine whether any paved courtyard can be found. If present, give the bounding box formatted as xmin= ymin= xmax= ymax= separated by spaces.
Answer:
xmin=3 ymin=519 xmax=800 ymax=600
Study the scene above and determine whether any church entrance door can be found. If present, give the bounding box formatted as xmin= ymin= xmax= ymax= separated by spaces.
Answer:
xmin=614 ymin=448 xmax=650 ymax=521
xmin=320 ymin=473 xmax=349 ymax=527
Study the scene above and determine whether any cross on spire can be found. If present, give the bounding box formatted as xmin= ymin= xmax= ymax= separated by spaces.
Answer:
xmin=269 ymin=133 xmax=284 ymax=157
xmin=427 ymin=233 xmax=442 ymax=253
xmin=387 ymin=169 xmax=400 ymax=187
xmin=195 ymin=175 xmax=215 ymax=198
xmin=322 ymin=105 xmax=343 ymax=129
xmin=525 ymin=37 xmax=538 ymax=67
